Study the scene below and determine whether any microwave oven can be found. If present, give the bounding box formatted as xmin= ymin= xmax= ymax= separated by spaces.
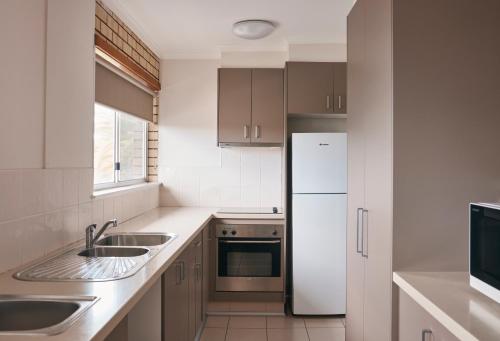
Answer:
xmin=470 ymin=203 xmax=500 ymax=303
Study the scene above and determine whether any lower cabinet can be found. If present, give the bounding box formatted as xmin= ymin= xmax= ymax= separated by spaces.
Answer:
xmin=399 ymin=289 xmax=458 ymax=341
xmin=163 ymin=230 xmax=205 ymax=341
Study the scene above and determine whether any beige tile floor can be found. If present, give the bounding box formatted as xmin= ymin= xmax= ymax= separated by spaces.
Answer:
xmin=201 ymin=315 xmax=345 ymax=341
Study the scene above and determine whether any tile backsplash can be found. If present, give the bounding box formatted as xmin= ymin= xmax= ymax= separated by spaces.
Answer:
xmin=159 ymin=148 xmax=282 ymax=208
xmin=0 ymin=168 xmax=159 ymax=274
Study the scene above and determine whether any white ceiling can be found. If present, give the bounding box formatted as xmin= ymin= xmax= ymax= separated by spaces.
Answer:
xmin=102 ymin=0 xmax=354 ymax=59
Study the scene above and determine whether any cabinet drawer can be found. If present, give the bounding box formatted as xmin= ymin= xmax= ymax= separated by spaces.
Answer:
xmin=399 ymin=289 xmax=458 ymax=341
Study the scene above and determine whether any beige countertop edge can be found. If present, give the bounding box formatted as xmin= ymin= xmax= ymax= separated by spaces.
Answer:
xmin=393 ymin=271 xmax=497 ymax=341
xmin=0 ymin=207 xmax=285 ymax=341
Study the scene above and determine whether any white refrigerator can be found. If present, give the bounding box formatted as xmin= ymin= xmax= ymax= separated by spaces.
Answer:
xmin=291 ymin=133 xmax=347 ymax=315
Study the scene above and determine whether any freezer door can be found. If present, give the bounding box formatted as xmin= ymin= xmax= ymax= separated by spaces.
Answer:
xmin=292 ymin=133 xmax=347 ymax=194
xmin=292 ymin=194 xmax=347 ymax=315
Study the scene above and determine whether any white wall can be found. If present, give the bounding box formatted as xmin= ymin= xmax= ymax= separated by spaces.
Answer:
xmin=45 ymin=0 xmax=95 ymax=168
xmin=0 ymin=0 xmax=46 ymax=169
xmin=220 ymin=51 xmax=288 ymax=68
xmin=288 ymin=43 xmax=347 ymax=62
xmin=0 ymin=0 xmax=159 ymax=274
xmin=158 ymin=59 xmax=283 ymax=208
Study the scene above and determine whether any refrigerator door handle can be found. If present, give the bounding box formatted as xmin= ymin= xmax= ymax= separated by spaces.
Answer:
xmin=362 ymin=209 xmax=369 ymax=258
xmin=356 ymin=208 xmax=363 ymax=254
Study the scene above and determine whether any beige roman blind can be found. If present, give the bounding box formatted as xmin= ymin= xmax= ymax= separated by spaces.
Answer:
xmin=95 ymin=62 xmax=154 ymax=122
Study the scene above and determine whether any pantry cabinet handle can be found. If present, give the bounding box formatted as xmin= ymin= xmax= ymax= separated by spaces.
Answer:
xmin=338 ymin=95 xmax=342 ymax=109
xmin=356 ymin=208 xmax=363 ymax=254
xmin=326 ymin=95 xmax=331 ymax=109
xmin=422 ymin=329 xmax=432 ymax=341
xmin=180 ymin=261 xmax=185 ymax=281
xmin=362 ymin=209 xmax=369 ymax=258
xmin=244 ymin=125 xmax=249 ymax=139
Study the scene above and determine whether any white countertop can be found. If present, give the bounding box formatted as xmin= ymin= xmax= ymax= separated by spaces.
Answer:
xmin=394 ymin=271 xmax=500 ymax=341
xmin=0 ymin=207 xmax=284 ymax=340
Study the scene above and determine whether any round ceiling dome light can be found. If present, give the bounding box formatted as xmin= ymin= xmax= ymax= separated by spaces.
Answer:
xmin=233 ymin=20 xmax=275 ymax=40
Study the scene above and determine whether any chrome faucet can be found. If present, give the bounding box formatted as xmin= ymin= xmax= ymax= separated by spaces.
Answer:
xmin=85 ymin=219 xmax=118 ymax=249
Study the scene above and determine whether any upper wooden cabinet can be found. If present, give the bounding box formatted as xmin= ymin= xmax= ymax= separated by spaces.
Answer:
xmin=251 ymin=69 xmax=284 ymax=144
xmin=286 ymin=62 xmax=347 ymax=114
xmin=218 ymin=69 xmax=252 ymax=144
xmin=218 ymin=68 xmax=284 ymax=146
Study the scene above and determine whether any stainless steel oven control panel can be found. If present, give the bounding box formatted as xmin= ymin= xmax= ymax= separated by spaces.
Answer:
xmin=215 ymin=224 xmax=283 ymax=238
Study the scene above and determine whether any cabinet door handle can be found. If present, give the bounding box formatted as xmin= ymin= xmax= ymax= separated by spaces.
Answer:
xmin=180 ymin=261 xmax=185 ymax=281
xmin=326 ymin=95 xmax=331 ymax=109
xmin=362 ymin=209 xmax=369 ymax=258
xmin=195 ymin=263 xmax=201 ymax=282
xmin=175 ymin=262 xmax=182 ymax=285
xmin=254 ymin=125 xmax=260 ymax=139
xmin=244 ymin=125 xmax=249 ymax=139
xmin=356 ymin=208 xmax=363 ymax=254
xmin=422 ymin=329 xmax=432 ymax=341
xmin=338 ymin=95 xmax=342 ymax=109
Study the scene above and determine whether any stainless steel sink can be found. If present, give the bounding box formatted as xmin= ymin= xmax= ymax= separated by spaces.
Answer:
xmin=15 ymin=233 xmax=177 ymax=281
xmin=78 ymin=246 xmax=149 ymax=257
xmin=0 ymin=295 xmax=98 ymax=335
xmin=96 ymin=233 xmax=173 ymax=247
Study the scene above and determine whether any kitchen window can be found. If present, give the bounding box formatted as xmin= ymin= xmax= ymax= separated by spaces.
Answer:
xmin=94 ymin=102 xmax=147 ymax=190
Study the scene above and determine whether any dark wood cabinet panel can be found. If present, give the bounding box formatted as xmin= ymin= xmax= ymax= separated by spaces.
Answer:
xmin=251 ymin=69 xmax=284 ymax=144
xmin=163 ymin=256 xmax=189 ymax=341
xmin=163 ymin=230 xmax=205 ymax=341
xmin=333 ymin=62 xmax=347 ymax=114
xmin=218 ymin=69 xmax=252 ymax=143
xmin=286 ymin=62 xmax=334 ymax=114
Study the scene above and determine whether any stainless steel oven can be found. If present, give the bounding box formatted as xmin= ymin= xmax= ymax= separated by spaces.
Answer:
xmin=216 ymin=223 xmax=284 ymax=292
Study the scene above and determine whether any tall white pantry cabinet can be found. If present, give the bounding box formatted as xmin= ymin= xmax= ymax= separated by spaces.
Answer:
xmin=346 ymin=0 xmax=393 ymax=340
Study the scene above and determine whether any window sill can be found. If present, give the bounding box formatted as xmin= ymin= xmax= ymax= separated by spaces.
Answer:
xmin=92 ymin=182 xmax=160 ymax=199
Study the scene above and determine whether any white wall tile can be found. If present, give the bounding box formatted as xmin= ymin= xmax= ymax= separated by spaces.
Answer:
xmin=44 ymin=211 xmax=65 ymax=254
xmin=261 ymin=150 xmax=283 ymax=208
xmin=241 ymin=150 xmax=261 ymax=187
xmin=200 ymin=184 xmax=220 ymax=207
xmin=78 ymin=168 xmax=93 ymax=203
xmin=20 ymin=215 xmax=46 ymax=264
xmin=241 ymin=186 xmax=260 ymax=207
xmin=92 ymin=199 xmax=104 ymax=228
xmin=44 ymin=169 xmax=63 ymax=211
xmin=0 ymin=221 xmax=21 ymax=273
xmin=62 ymin=206 xmax=79 ymax=244
xmin=21 ymin=169 xmax=45 ymax=216
xmin=78 ymin=202 xmax=92 ymax=237
xmin=63 ymin=169 xmax=79 ymax=207
xmin=180 ymin=171 xmax=200 ymax=206
xmin=220 ymin=186 xmax=242 ymax=207
xmin=113 ymin=196 xmax=124 ymax=223
xmin=102 ymin=197 xmax=115 ymax=222
xmin=0 ymin=170 xmax=22 ymax=222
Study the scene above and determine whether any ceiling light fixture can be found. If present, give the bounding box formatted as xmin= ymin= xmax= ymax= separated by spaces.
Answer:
xmin=233 ymin=20 xmax=275 ymax=40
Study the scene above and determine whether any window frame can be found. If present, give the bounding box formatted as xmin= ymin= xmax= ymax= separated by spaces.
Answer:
xmin=94 ymin=102 xmax=148 ymax=191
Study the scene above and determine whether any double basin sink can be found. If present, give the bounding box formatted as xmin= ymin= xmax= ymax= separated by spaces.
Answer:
xmin=79 ymin=233 xmax=173 ymax=257
xmin=4 ymin=232 xmax=176 ymax=336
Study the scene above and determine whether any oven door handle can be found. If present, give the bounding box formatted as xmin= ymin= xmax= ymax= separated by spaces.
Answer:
xmin=219 ymin=240 xmax=281 ymax=244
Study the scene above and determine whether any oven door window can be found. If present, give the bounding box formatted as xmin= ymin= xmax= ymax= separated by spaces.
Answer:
xmin=470 ymin=205 xmax=500 ymax=289
xmin=218 ymin=238 xmax=281 ymax=277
